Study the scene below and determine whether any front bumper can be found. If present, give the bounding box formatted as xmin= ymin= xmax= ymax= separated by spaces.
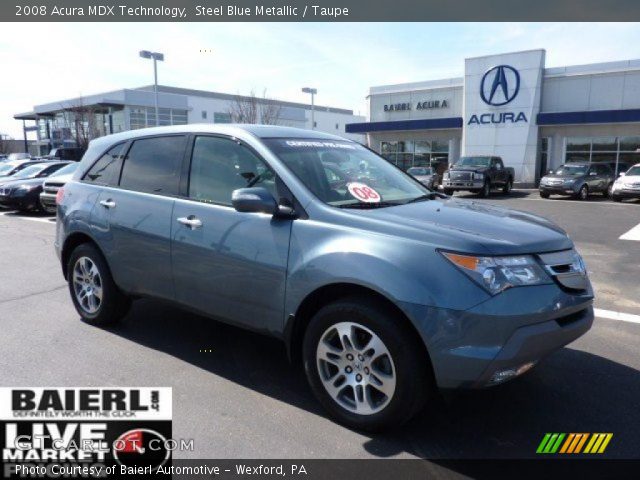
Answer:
xmin=443 ymin=180 xmax=484 ymax=190
xmin=40 ymin=192 xmax=57 ymax=209
xmin=611 ymin=187 xmax=640 ymax=199
xmin=400 ymin=282 xmax=594 ymax=389
xmin=539 ymin=184 xmax=578 ymax=195
xmin=0 ymin=194 xmax=38 ymax=211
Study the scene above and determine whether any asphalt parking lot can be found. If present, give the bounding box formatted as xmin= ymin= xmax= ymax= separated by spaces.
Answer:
xmin=0 ymin=190 xmax=639 ymax=462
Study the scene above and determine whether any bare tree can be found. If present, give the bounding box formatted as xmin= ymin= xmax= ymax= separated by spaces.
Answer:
xmin=228 ymin=89 xmax=282 ymax=125
xmin=59 ymin=97 xmax=102 ymax=150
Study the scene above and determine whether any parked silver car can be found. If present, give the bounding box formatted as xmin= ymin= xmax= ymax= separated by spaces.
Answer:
xmin=56 ymin=125 xmax=593 ymax=431
xmin=406 ymin=166 xmax=437 ymax=189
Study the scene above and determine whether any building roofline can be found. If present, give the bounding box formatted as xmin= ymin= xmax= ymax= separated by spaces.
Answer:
xmin=137 ymin=85 xmax=355 ymax=115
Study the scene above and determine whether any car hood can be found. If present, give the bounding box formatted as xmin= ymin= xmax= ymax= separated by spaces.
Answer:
xmin=617 ymin=174 xmax=640 ymax=183
xmin=44 ymin=172 xmax=75 ymax=184
xmin=0 ymin=177 xmax=45 ymax=189
xmin=413 ymin=174 xmax=434 ymax=181
xmin=542 ymin=173 xmax=584 ymax=181
xmin=354 ymin=197 xmax=572 ymax=255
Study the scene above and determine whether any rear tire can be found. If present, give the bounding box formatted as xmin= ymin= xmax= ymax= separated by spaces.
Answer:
xmin=303 ymin=296 xmax=431 ymax=432
xmin=67 ymin=243 xmax=130 ymax=326
xmin=502 ymin=178 xmax=513 ymax=194
xmin=612 ymin=195 xmax=622 ymax=203
xmin=539 ymin=192 xmax=550 ymax=199
xmin=444 ymin=189 xmax=454 ymax=196
xmin=576 ymin=185 xmax=589 ymax=201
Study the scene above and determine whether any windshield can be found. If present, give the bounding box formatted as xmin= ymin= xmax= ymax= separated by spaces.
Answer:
xmin=407 ymin=167 xmax=432 ymax=175
xmin=264 ymin=139 xmax=429 ymax=207
xmin=456 ymin=156 xmax=490 ymax=167
xmin=555 ymin=164 xmax=588 ymax=176
xmin=10 ymin=163 xmax=48 ymax=179
xmin=0 ymin=164 xmax=16 ymax=175
xmin=625 ymin=166 xmax=640 ymax=176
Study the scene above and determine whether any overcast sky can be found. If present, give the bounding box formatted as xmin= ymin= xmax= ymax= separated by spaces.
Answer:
xmin=2 ymin=22 xmax=640 ymax=138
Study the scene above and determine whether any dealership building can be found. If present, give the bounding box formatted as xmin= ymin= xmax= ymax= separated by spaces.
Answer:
xmin=346 ymin=49 xmax=640 ymax=185
xmin=14 ymin=85 xmax=365 ymax=155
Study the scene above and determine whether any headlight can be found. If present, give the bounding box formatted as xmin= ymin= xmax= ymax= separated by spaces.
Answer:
xmin=442 ymin=252 xmax=550 ymax=295
xmin=563 ymin=179 xmax=575 ymax=185
xmin=443 ymin=172 xmax=450 ymax=179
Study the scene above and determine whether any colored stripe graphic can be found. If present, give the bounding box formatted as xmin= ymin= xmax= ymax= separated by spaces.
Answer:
xmin=538 ymin=433 xmax=613 ymax=454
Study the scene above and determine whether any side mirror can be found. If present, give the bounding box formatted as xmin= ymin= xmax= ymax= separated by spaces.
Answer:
xmin=232 ymin=187 xmax=278 ymax=215
xmin=619 ymin=172 xmax=626 ymax=177
xmin=589 ymin=171 xmax=597 ymax=176
xmin=548 ymin=169 xmax=553 ymax=174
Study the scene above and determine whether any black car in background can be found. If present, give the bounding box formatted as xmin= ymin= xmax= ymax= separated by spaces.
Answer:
xmin=43 ymin=147 xmax=85 ymax=162
xmin=539 ymin=162 xmax=615 ymax=200
xmin=0 ymin=161 xmax=71 ymax=212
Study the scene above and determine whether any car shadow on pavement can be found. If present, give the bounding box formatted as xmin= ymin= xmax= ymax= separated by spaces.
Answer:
xmin=452 ymin=190 xmax=531 ymax=200
xmin=108 ymin=299 xmax=640 ymax=460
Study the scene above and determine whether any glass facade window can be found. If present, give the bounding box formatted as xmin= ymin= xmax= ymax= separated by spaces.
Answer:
xmin=129 ymin=107 xmax=188 ymax=129
xmin=213 ymin=112 xmax=232 ymax=124
xmin=564 ymin=136 xmax=640 ymax=175
xmin=379 ymin=139 xmax=450 ymax=177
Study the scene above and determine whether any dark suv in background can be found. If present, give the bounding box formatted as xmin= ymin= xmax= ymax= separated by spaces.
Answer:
xmin=539 ymin=163 xmax=615 ymax=200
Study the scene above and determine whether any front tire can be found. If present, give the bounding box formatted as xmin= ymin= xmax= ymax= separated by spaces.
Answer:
xmin=67 ymin=243 xmax=130 ymax=326
xmin=539 ymin=191 xmax=550 ymax=199
xmin=612 ymin=195 xmax=622 ymax=202
xmin=443 ymin=188 xmax=454 ymax=196
xmin=478 ymin=181 xmax=490 ymax=198
xmin=303 ymin=296 xmax=431 ymax=431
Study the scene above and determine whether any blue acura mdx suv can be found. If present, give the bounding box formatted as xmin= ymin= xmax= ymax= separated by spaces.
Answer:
xmin=56 ymin=125 xmax=593 ymax=431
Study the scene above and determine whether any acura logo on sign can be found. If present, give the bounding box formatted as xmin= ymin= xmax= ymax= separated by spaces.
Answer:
xmin=480 ymin=65 xmax=520 ymax=106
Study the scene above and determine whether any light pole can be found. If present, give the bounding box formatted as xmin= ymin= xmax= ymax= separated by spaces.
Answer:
xmin=302 ymin=87 xmax=317 ymax=130
xmin=139 ymin=50 xmax=165 ymax=126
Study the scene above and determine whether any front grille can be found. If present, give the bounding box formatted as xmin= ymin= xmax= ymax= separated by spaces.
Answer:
xmin=450 ymin=171 xmax=472 ymax=181
xmin=0 ymin=188 xmax=11 ymax=196
xmin=538 ymin=249 xmax=588 ymax=292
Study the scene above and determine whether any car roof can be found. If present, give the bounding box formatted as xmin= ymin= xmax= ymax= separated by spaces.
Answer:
xmin=87 ymin=124 xmax=350 ymax=151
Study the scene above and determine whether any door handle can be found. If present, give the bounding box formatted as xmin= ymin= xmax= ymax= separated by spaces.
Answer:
xmin=177 ymin=216 xmax=203 ymax=229
xmin=99 ymin=199 xmax=116 ymax=209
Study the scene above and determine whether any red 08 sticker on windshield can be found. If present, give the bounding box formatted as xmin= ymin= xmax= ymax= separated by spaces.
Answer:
xmin=347 ymin=182 xmax=381 ymax=203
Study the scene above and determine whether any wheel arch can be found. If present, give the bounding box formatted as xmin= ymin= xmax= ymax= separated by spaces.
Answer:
xmin=61 ymin=232 xmax=104 ymax=280
xmin=285 ymin=282 xmax=435 ymax=382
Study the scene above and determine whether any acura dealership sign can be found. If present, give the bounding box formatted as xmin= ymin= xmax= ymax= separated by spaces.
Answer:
xmin=468 ymin=64 xmax=528 ymax=125
xmin=462 ymin=49 xmax=546 ymax=184
xmin=480 ymin=65 xmax=520 ymax=106
xmin=384 ymin=99 xmax=449 ymax=112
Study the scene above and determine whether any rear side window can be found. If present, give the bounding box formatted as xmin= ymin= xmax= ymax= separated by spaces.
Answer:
xmin=119 ymin=136 xmax=187 ymax=195
xmin=84 ymin=144 xmax=126 ymax=185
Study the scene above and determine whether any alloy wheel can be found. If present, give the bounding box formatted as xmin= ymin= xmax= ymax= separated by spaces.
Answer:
xmin=72 ymin=256 xmax=103 ymax=314
xmin=316 ymin=322 xmax=396 ymax=415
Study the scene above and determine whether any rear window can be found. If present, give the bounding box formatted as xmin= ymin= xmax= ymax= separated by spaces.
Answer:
xmin=119 ymin=136 xmax=186 ymax=195
xmin=84 ymin=144 xmax=126 ymax=186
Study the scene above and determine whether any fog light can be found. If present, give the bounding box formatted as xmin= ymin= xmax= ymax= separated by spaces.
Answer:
xmin=488 ymin=361 xmax=536 ymax=386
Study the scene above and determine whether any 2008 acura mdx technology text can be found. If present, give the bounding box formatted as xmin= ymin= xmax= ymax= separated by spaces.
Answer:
xmin=55 ymin=125 xmax=593 ymax=431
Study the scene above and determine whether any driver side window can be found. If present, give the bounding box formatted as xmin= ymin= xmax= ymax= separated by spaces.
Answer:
xmin=188 ymin=136 xmax=276 ymax=206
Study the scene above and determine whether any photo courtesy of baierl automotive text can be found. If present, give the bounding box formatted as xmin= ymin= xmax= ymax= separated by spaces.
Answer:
xmin=1 ymin=1 xmax=639 ymax=479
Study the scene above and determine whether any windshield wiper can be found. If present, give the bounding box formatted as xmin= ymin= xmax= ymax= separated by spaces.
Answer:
xmin=405 ymin=192 xmax=447 ymax=203
xmin=337 ymin=202 xmax=400 ymax=209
